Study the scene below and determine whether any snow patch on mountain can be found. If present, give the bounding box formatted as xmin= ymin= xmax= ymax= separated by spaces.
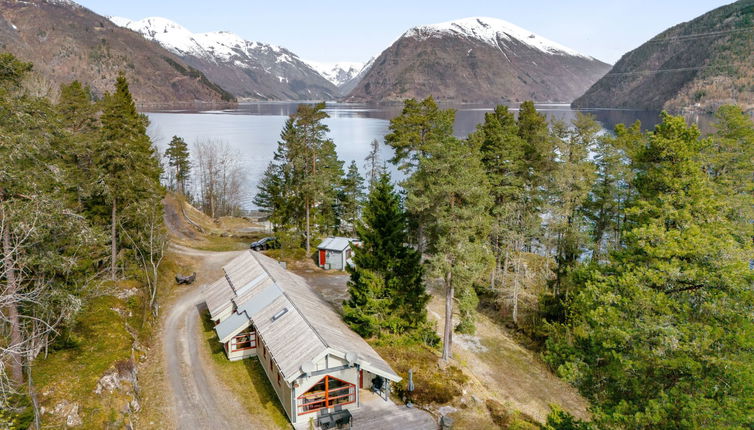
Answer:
xmin=108 ymin=16 xmax=289 ymax=64
xmin=305 ymin=61 xmax=364 ymax=86
xmin=405 ymin=17 xmax=590 ymax=58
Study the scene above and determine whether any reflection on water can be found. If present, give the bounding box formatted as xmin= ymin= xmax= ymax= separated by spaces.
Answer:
xmin=146 ymin=102 xmax=711 ymax=208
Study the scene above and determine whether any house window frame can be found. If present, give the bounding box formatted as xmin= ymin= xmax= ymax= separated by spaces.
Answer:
xmin=229 ymin=330 xmax=256 ymax=352
xmin=296 ymin=375 xmax=356 ymax=415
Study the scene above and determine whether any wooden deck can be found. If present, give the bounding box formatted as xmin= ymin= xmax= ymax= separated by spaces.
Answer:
xmin=293 ymin=390 xmax=437 ymax=430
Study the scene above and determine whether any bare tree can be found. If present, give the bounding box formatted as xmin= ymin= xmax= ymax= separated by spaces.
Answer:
xmin=193 ymin=139 xmax=247 ymax=218
xmin=121 ymin=201 xmax=167 ymax=319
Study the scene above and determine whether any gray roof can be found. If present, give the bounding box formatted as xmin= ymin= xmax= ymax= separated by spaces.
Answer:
xmin=202 ymin=250 xmax=400 ymax=384
xmin=317 ymin=237 xmax=356 ymax=252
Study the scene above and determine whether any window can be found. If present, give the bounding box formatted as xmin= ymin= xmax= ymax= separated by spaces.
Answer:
xmin=296 ymin=375 xmax=355 ymax=415
xmin=230 ymin=330 xmax=256 ymax=352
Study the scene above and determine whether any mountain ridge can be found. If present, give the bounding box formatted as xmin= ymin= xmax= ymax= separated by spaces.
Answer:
xmin=0 ymin=0 xmax=235 ymax=106
xmin=110 ymin=16 xmax=340 ymax=101
xmin=346 ymin=17 xmax=611 ymax=104
xmin=572 ymin=0 xmax=754 ymax=112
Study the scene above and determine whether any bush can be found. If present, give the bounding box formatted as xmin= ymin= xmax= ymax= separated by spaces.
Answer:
xmin=374 ymin=343 xmax=468 ymax=405
xmin=543 ymin=405 xmax=594 ymax=430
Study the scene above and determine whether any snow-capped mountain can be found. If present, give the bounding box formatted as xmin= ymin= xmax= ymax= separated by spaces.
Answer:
xmin=110 ymin=16 xmax=338 ymax=101
xmin=0 ymin=1 xmax=233 ymax=106
xmin=306 ymin=61 xmax=364 ymax=86
xmin=405 ymin=17 xmax=591 ymax=59
xmin=347 ymin=17 xmax=611 ymax=103
xmin=304 ymin=60 xmax=375 ymax=96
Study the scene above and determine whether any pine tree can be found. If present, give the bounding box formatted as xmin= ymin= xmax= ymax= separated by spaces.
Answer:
xmin=254 ymin=104 xmax=344 ymax=251
xmin=548 ymin=114 xmax=598 ymax=293
xmin=363 ymin=138 xmax=383 ymax=189
xmin=582 ymin=121 xmax=640 ymax=261
xmin=343 ymin=172 xmax=433 ymax=343
xmin=165 ymin=135 xmax=191 ymax=194
xmin=337 ymin=161 xmax=365 ymax=235
xmin=545 ymin=112 xmax=754 ymax=428
xmin=0 ymin=54 xmax=100 ymax=389
xmin=516 ymin=101 xmax=556 ymax=250
xmin=97 ymin=73 xmax=162 ymax=280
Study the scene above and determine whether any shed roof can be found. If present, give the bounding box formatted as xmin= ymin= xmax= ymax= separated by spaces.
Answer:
xmin=316 ymin=237 xmax=356 ymax=252
xmin=202 ymin=250 xmax=400 ymax=384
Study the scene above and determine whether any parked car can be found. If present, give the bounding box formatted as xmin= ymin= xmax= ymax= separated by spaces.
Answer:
xmin=250 ymin=237 xmax=279 ymax=251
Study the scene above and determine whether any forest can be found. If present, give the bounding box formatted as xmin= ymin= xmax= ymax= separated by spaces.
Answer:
xmin=0 ymin=53 xmax=166 ymax=427
xmin=256 ymin=99 xmax=754 ymax=428
xmin=1 ymin=45 xmax=753 ymax=428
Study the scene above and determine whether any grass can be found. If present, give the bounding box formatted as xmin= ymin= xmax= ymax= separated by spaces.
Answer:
xmin=372 ymin=343 xmax=468 ymax=405
xmin=199 ymin=311 xmax=290 ymax=429
xmin=33 ymin=294 xmax=137 ymax=428
xmin=174 ymin=234 xmax=251 ymax=252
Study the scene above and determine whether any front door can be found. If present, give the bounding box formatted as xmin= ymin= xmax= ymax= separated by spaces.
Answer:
xmin=319 ymin=249 xmax=326 ymax=266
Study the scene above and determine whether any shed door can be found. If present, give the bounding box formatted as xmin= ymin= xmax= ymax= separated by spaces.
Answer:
xmin=319 ymin=249 xmax=326 ymax=266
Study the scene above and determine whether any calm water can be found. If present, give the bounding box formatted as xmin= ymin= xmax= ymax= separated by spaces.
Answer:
xmin=145 ymin=102 xmax=665 ymax=208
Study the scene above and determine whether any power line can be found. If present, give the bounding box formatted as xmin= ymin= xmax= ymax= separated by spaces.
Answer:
xmin=600 ymin=63 xmax=743 ymax=77
xmin=644 ymin=26 xmax=754 ymax=44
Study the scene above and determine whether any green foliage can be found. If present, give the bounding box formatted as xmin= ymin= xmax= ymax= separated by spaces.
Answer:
xmin=336 ymin=160 xmax=365 ymax=235
xmin=343 ymin=172 xmax=436 ymax=345
xmin=254 ymin=103 xmax=345 ymax=251
xmin=388 ymin=97 xmax=491 ymax=354
xmin=545 ymin=111 xmax=754 ymax=429
xmin=165 ymin=135 xmax=191 ymax=194
xmin=543 ymin=405 xmax=594 ymax=430
xmin=374 ymin=343 xmax=469 ymax=405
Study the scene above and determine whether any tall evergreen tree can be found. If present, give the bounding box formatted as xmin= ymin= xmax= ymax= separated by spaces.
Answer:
xmin=343 ymin=172 xmax=433 ymax=343
xmin=363 ymin=138 xmax=383 ymax=189
xmin=337 ymin=161 xmax=365 ymax=235
xmin=0 ymin=54 xmax=99 ymax=390
xmin=254 ymin=103 xmax=344 ymax=252
xmin=97 ymin=73 xmax=162 ymax=280
xmin=548 ymin=114 xmax=598 ymax=293
xmin=582 ymin=122 xmax=640 ymax=261
xmin=545 ymin=112 xmax=754 ymax=428
xmin=165 ymin=135 xmax=191 ymax=194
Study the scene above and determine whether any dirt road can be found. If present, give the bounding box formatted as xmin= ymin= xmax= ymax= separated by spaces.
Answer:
xmin=162 ymin=245 xmax=255 ymax=429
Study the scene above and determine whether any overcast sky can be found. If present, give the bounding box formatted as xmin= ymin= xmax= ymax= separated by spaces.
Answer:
xmin=75 ymin=0 xmax=733 ymax=65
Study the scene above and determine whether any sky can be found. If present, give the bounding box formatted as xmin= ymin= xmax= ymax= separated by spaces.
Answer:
xmin=75 ymin=0 xmax=734 ymax=65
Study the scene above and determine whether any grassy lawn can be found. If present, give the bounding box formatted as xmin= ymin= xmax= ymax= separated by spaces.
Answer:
xmin=199 ymin=311 xmax=290 ymax=429
xmin=33 ymin=294 xmax=138 ymax=427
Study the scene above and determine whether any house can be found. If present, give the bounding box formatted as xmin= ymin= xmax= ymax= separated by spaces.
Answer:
xmin=317 ymin=237 xmax=359 ymax=270
xmin=202 ymin=250 xmax=401 ymax=426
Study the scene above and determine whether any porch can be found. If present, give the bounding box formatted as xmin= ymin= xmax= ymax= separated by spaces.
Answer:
xmin=293 ymin=389 xmax=436 ymax=430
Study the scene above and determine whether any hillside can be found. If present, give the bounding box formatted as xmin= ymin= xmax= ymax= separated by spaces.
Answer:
xmin=0 ymin=0 xmax=234 ymax=106
xmin=347 ymin=17 xmax=611 ymax=104
xmin=110 ymin=16 xmax=339 ymax=101
xmin=573 ymin=0 xmax=754 ymax=112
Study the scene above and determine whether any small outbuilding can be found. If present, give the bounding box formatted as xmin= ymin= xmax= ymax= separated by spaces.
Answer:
xmin=317 ymin=237 xmax=359 ymax=270
xmin=202 ymin=250 xmax=400 ymax=426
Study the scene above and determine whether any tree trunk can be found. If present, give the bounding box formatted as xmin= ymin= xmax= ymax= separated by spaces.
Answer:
xmin=111 ymin=197 xmax=117 ymax=281
xmin=305 ymin=200 xmax=311 ymax=255
xmin=442 ymin=271 xmax=454 ymax=362
xmin=2 ymin=204 xmax=24 ymax=385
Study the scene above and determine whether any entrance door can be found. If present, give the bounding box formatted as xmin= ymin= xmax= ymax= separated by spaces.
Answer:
xmin=319 ymin=250 xmax=326 ymax=266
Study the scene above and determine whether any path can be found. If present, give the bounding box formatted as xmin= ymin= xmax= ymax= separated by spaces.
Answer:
xmin=162 ymin=245 xmax=255 ymax=429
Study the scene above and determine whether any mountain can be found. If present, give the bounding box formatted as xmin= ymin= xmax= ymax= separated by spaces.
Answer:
xmin=573 ymin=0 xmax=754 ymax=112
xmin=346 ymin=17 xmax=611 ymax=104
xmin=110 ymin=16 xmax=338 ymax=101
xmin=0 ymin=0 xmax=234 ymax=106
xmin=306 ymin=61 xmax=364 ymax=86
xmin=304 ymin=60 xmax=371 ymax=96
